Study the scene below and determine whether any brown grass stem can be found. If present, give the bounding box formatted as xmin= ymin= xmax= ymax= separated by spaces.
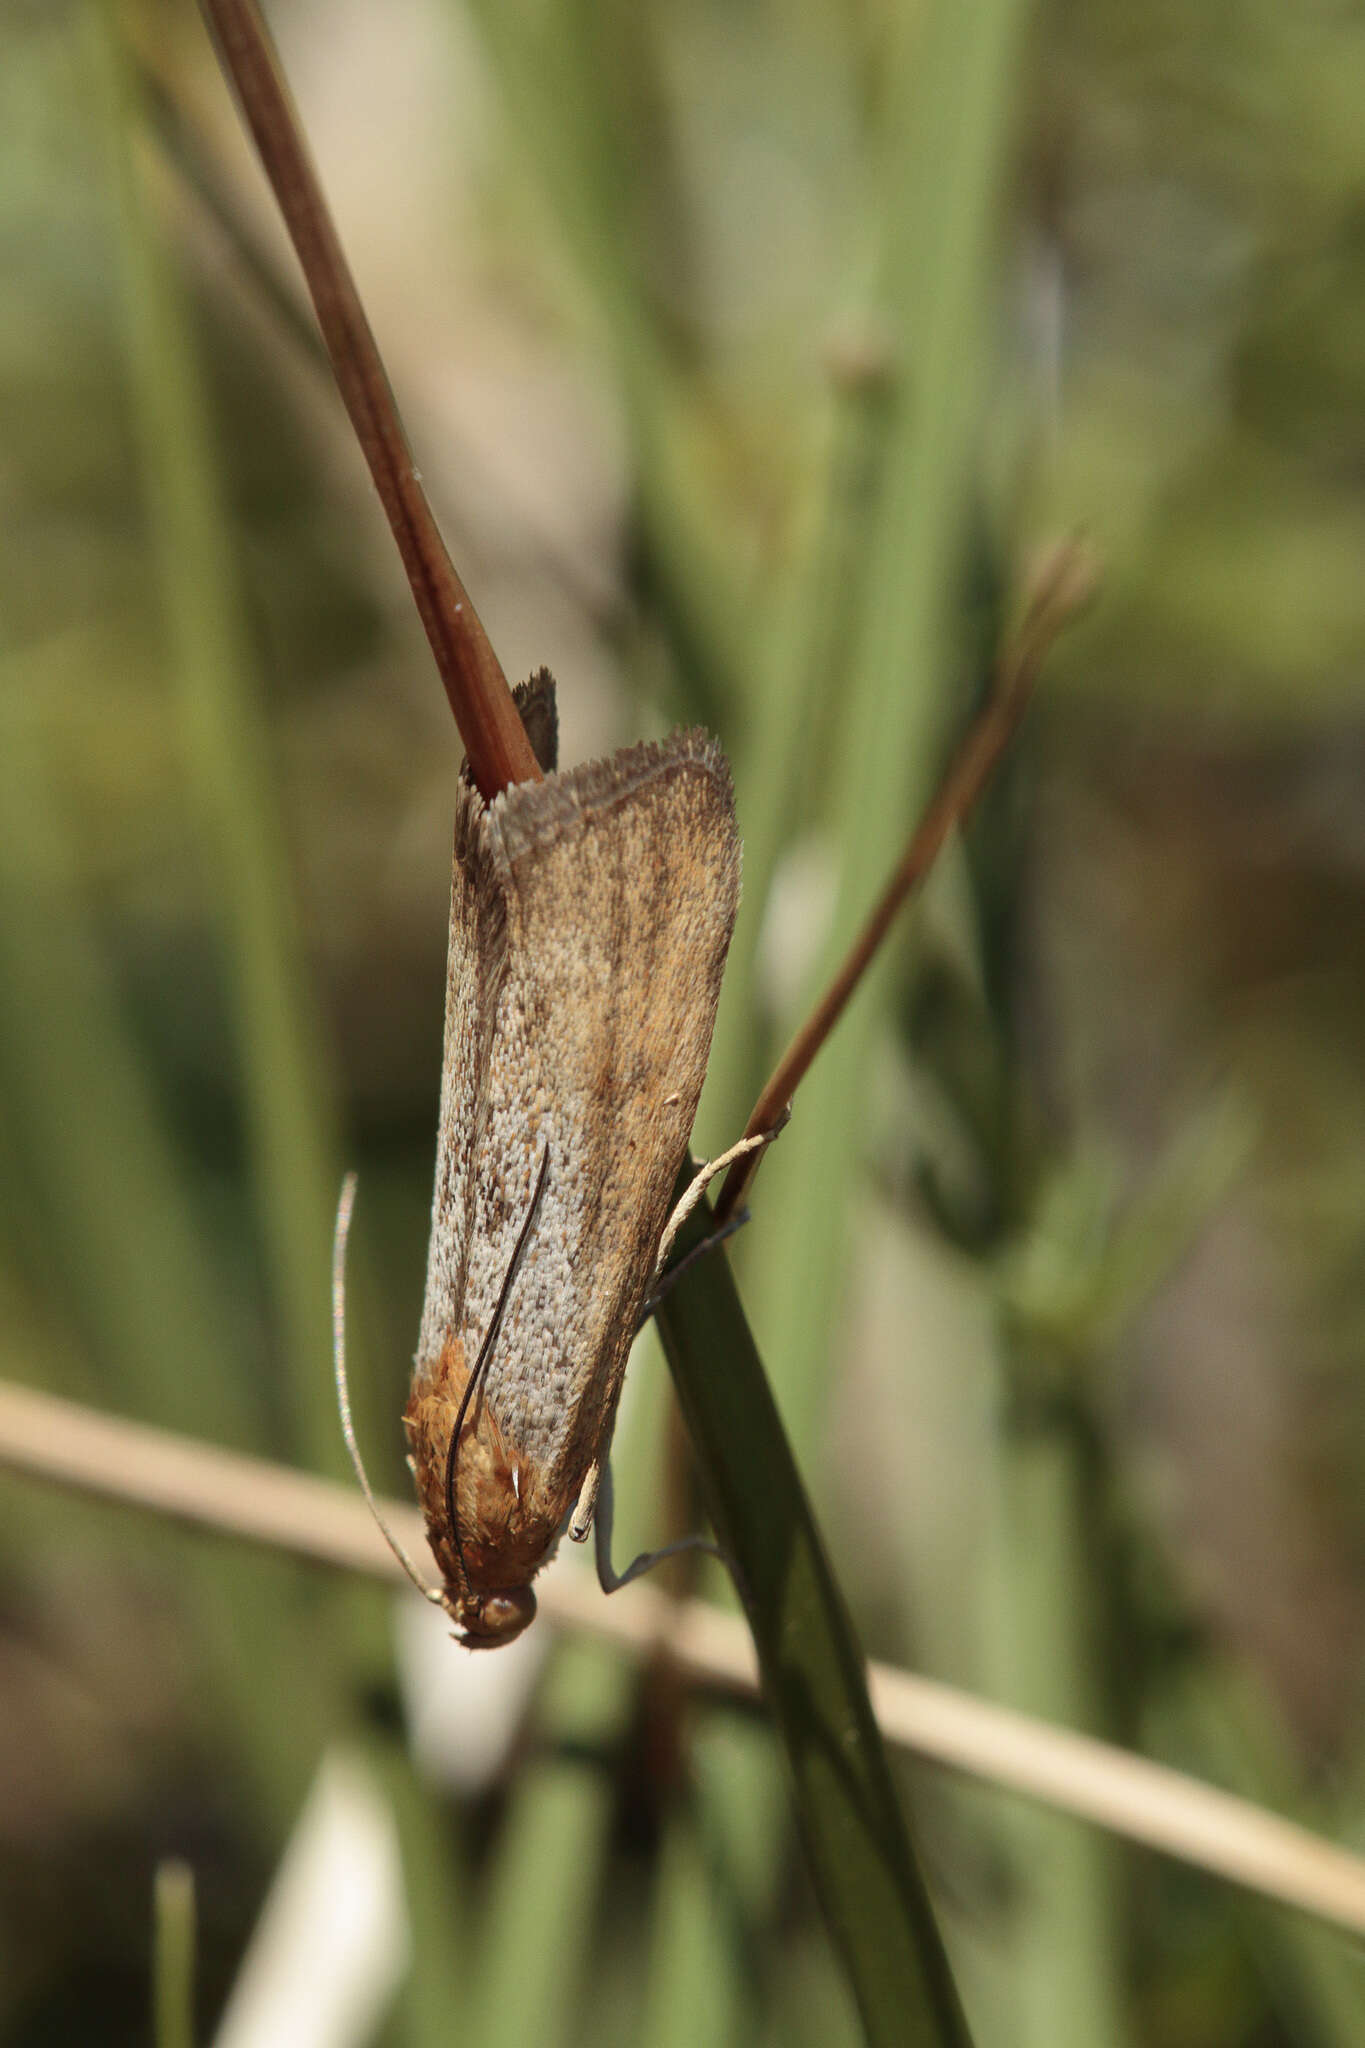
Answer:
xmin=196 ymin=0 xmax=538 ymax=796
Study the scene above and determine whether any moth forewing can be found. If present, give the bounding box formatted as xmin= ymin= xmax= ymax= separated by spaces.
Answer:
xmin=407 ymin=675 xmax=740 ymax=1646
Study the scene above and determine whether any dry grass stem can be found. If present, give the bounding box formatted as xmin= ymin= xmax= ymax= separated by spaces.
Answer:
xmin=2 ymin=1379 xmax=1362 ymax=1938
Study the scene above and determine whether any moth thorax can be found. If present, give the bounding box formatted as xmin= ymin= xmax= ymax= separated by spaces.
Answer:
xmin=448 ymin=1582 xmax=537 ymax=1649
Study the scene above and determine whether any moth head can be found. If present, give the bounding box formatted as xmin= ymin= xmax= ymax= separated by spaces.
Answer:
xmin=448 ymin=1582 xmax=537 ymax=1649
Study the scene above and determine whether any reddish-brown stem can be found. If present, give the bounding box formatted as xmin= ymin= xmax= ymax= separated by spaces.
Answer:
xmin=197 ymin=0 xmax=539 ymax=798
xmin=715 ymin=541 xmax=1097 ymax=1225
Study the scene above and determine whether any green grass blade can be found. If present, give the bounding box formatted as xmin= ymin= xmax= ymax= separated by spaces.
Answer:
xmin=0 ymin=722 xmax=340 ymax=1819
xmin=454 ymin=0 xmax=753 ymax=727
xmin=738 ymin=0 xmax=1033 ymax=1444
xmin=93 ymin=1 xmax=342 ymax=1480
xmin=981 ymin=1419 xmax=1133 ymax=2047
xmin=466 ymin=1640 xmax=637 ymax=2048
xmin=656 ymin=1187 xmax=972 ymax=2048
xmin=362 ymin=1734 xmax=474 ymax=2048
xmin=1173 ymin=1657 xmax=1365 ymax=2045
xmin=153 ymin=1859 xmax=197 ymax=2048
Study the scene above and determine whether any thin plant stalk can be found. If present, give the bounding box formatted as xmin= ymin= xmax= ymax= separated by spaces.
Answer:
xmin=154 ymin=1860 xmax=197 ymax=2048
xmin=981 ymin=1413 xmax=1133 ymax=2047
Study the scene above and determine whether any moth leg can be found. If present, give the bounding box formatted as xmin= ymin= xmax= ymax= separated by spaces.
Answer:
xmin=635 ymin=1207 xmax=751 ymax=1329
xmin=569 ymin=1456 xmax=603 ymax=1544
xmin=651 ymin=1111 xmax=790 ymax=1284
xmin=590 ymin=1459 xmax=725 ymax=1596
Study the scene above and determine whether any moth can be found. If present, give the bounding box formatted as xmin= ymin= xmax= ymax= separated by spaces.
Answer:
xmin=202 ymin=0 xmax=1055 ymax=1662
xmin=211 ymin=0 xmax=1058 ymax=1657
xmin=198 ymin=0 xmax=757 ymax=1651
xmin=394 ymin=673 xmax=741 ymax=1645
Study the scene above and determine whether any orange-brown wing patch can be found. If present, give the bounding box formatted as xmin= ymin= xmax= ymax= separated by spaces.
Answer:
xmin=404 ymin=1337 xmax=564 ymax=1592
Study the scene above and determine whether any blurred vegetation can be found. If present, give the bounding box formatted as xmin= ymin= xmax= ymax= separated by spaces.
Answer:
xmin=2 ymin=0 xmax=1364 ymax=2043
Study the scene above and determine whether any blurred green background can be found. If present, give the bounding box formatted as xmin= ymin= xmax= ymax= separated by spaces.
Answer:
xmin=2 ymin=0 xmax=1364 ymax=2042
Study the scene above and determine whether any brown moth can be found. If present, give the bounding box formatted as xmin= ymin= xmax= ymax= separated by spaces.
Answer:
xmin=194 ymin=0 xmax=750 ymax=1653
xmin=209 ymin=0 xmax=1065 ymax=1665
xmin=401 ymin=673 xmax=740 ymax=1646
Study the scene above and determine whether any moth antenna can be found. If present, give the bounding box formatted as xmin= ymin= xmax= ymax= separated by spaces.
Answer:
xmin=332 ymin=1173 xmax=443 ymax=1605
xmin=445 ymin=1144 xmax=552 ymax=1592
